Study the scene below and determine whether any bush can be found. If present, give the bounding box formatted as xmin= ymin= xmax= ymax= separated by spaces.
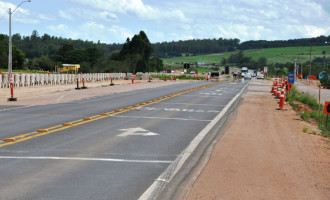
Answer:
xmin=319 ymin=69 xmax=329 ymax=89
xmin=290 ymin=86 xmax=329 ymax=137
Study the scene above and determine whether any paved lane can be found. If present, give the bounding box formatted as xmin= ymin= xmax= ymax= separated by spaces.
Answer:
xmin=0 ymin=80 xmax=249 ymax=200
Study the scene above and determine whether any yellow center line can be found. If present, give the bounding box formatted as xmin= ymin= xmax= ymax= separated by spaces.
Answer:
xmin=0 ymin=81 xmax=225 ymax=148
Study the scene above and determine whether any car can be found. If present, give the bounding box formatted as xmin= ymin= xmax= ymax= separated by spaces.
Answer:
xmin=257 ymin=74 xmax=264 ymax=79
xmin=244 ymin=73 xmax=252 ymax=80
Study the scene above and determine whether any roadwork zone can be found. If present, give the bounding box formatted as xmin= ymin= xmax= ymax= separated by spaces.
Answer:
xmin=0 ymin=81 xmax=224 ymax=148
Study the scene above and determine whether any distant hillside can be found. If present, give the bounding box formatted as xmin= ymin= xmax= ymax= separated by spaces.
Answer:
xmin=153 ymin=35 xmax=330 ymax=58
xmin=162 ymin=46 xmax=330 ymax=64
xmin=7 ymin=31 xmax=330 ymax=59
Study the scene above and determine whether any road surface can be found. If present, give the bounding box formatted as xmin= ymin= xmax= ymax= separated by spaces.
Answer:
xmin=0 ymin=80 xmax=248 ymax=200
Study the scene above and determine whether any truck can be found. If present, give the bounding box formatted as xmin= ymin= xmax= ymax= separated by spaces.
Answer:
xmin=241 ymin=67 xmax=248 ymax=77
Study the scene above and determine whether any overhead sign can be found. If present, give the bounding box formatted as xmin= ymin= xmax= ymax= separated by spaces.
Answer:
xmin=324 ymin=102 xmax=330 ymax=115
xmin=288 ymin=73 xmax=295 ymax=84
xmin=117 ymin=127 xmax=159 ymax=137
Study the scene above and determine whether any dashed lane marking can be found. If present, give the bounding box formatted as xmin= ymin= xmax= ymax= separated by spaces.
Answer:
xmin=160 ymin=102 xmax=227 ymax=107
xmin=0 ymin=156 xmax=172 ymax=164
xmin=113 ymin=115 xmax=212 ymax=122
xmin=0 ymin=81 xmax=224 ymax=148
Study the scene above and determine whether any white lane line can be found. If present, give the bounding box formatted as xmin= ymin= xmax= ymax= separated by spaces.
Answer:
xmin=180 ymin=94 xmax=235 ymax=98
xmin=139 ymin=82 xmax=249 ymax=200
xmin=112 ymin=115 xmax=212 ymax=122
xmin=0 ymin=105 xmax=36 ymax=112
xmin=0 ymin=156 xmax=172 ymax=164
xmin=159 ymin=102 xmax=227 ymax=107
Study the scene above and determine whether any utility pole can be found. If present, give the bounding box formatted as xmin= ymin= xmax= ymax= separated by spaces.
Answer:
xmin=294 ymin=58 xmax=298 ymax=80
xmin=307 ymin=46 xmax=315 ymax=84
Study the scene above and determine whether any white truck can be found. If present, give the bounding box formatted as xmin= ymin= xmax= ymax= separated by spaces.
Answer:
xmin=241 ymin=67 xmax=248 ymax=77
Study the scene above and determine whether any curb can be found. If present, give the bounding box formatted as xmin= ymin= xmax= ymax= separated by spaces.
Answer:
xmin=139 ymin=82 xmax=249 ymax=200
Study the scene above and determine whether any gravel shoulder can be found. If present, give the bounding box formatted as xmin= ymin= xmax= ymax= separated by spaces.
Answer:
xmin=184 ymin=79 xmax=330 ymax=200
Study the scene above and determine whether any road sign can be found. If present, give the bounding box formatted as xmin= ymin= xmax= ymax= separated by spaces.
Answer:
xmin=117 ymin=127 xmax=159 ymax=137
xmin=324 ymin=102 xmax=330 ymax=115
xmin=288 ymin=73 xmax=295 ymax=84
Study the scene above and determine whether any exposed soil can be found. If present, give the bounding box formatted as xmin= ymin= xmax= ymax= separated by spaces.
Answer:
xmin=292 ymin=100 xmax=314 ymax=113
xmin=184 ymin=80 xmax=330 ymax=200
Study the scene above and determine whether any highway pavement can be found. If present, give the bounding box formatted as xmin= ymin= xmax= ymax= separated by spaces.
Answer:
xmin=0 ymin=80 xmax=249 ymax=200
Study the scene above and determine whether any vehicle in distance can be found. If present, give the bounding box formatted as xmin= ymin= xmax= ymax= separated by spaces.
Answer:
xmin=241 ymin=67 xmax=248 ymax=77
xmin=244 ymin=73 xmax=252 ymax=80
xmin=257 ymin=74 xmax=264 ymax=79
xmin=210 ymin=71 xmax=220 ymax=79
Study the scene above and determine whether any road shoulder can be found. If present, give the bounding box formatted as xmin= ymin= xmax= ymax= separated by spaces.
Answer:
xmin=184 ymin=80 xmax=330 ymax=200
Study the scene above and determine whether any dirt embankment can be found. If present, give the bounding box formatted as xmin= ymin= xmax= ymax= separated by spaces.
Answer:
xmin=185 ymin=80 xmax=330 ymax=200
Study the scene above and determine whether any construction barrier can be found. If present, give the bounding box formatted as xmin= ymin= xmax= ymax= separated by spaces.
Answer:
xmin=0 ymin=73 xmax=129 ymax=88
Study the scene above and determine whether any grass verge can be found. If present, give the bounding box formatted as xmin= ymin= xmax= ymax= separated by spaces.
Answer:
xmin=286 ymin=86 xmax=329 ymax=138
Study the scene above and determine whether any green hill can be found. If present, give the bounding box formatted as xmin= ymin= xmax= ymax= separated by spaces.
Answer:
xmin=162 ymin=46 xmax=330 ymax=64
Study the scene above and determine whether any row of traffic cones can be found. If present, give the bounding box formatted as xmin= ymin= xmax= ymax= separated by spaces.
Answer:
xmin=271 ymin=78 xmax=293 ymax=110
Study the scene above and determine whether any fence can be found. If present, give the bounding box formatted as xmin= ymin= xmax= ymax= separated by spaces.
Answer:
xmin=0 ymin=73 xmax=129 ymax=88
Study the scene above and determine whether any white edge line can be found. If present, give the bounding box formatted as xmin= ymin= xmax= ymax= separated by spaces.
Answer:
xmin=138 ymin=82 xmax=249 ymax=200
xmin=0 ymin=156 xmax=172 ymax=164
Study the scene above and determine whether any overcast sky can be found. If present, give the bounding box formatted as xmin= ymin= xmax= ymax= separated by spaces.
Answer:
xmin=0 ymin=0 xmax=329 ymax=44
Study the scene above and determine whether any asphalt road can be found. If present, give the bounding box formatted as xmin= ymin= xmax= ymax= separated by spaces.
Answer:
xmin=0 ymin=80 xmax=249 ymax=200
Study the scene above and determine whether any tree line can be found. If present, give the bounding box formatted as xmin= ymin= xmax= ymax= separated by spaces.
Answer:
xmin=0 ymin=30 xmax=329 ymax=73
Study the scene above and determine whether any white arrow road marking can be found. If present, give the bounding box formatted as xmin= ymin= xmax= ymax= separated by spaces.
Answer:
xmin=117 ymin=127 xmax=159 ymax=137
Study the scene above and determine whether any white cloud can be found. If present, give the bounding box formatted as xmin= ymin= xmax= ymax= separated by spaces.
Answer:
xmin=100 ymin=11 xmax=118 ymax=22
xmin=46 ymin=22 xmax=134 ymax=43
xmin=38 ymin=14 xmax=54 ymax=21
xmin=69 ymin=0 xmax=189 ymax=22
xmin=58 ymin=8 xmax=118 ymax=22
xmin=59 ymin=10 xmax=73 ymax=20
xmin=0 ymin=1 xmax=31 ymax=21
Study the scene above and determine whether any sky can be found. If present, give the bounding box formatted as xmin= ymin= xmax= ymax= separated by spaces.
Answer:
xmin=0 ymin=0 xmax=330 ymax=44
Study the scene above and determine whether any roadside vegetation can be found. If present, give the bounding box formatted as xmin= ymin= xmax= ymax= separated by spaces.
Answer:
xmin=286 ymin=87 xmax=329 ymax=138
xmin=162 ymin=46 xmax=330 ymax=65
xmin=0 ymin=30 xmax=328 ymax=75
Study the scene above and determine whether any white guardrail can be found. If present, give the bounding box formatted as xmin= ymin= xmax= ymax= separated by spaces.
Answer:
xmin=0 ymin=73 xmax=130 ymax=88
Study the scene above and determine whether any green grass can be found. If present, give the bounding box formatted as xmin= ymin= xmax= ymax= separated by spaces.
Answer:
xmin=0 ymin=68 xmax=48 ymax=73
xmin=162 ymin=45 xmax=330 ymax=64
xmin=287 ymin=86 xmax=329 ymax=138
xmin=190 ymin=67 xmax=218 ymax=73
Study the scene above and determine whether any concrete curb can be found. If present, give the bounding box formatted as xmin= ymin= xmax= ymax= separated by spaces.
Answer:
xmin=139 ymin=81 xmax=249 ymax=200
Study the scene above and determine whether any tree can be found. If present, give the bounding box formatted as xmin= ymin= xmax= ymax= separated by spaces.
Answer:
xmin=115 ymin=31 xmax=153 ymax=73
xmin=31 ymin=55 xmax=54 ymax=71
xmin=12 ymin=47 xmax=25 ymax=70
xmin=0 ymin=34 xmax=25 ymax=70
xmin=221 ymin=58 xmax=227 ymax=65
xmin=258 ymin=57 xmax=267 ymax=66
xmin=149 ymin=57 xmax=164 ymax=72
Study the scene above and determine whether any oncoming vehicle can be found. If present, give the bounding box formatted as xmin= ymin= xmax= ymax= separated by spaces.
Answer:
xmin=241 ymin=67 xmax=248 ymax=77
xmin=244 ymin=73 xmax=252 ymax=80
xmin=257 ymin=74 xmax=264 ymax=79
xmin=210 ymin=71 xmax=220 ymax=79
